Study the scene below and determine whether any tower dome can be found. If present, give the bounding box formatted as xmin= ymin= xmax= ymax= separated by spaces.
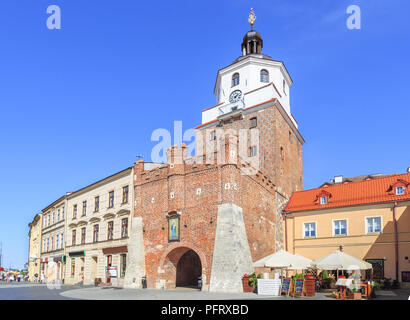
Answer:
xmin=241 ymin=30 xmax=263 ymax=55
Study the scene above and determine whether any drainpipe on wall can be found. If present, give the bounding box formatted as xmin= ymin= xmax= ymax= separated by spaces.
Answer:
xmin=283 ymin=212 xmax=288 ymax=252
xmin=393 ymin=202 xmax=399 ymax=282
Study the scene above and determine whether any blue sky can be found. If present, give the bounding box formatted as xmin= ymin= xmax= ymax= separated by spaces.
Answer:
xmin=0 ymin=0 xmax=409 ymax=269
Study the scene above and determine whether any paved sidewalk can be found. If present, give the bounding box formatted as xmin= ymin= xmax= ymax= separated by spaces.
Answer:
xmin=60 ymin=287 xmax=334 ymax=300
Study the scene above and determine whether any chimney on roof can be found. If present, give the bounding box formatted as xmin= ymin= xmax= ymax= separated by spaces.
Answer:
xmin=334 ymin=175 xmax=343 ymax=184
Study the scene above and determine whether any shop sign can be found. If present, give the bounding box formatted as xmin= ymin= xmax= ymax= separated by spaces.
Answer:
xmin=69 ymin=250 xmax=85 ymax=257
xmin=105 ymin=266 xmax=117 ymax=278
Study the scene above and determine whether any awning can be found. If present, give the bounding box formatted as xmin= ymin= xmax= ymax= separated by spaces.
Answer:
xmin=69 ymin=250 xmax=85 ymax=257
xmin=102 ymin=246 xmax=128 ymax=255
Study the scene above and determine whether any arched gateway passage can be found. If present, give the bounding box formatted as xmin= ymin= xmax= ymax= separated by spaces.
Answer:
xmin=176 ymin=250 xmax=202 ymax=287
xmin=161 ymin=246 xmax=204 ymax=289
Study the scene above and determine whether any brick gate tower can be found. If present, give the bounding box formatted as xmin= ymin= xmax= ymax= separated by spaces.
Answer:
xmin=131 ymin=13 xmax=304 ymax=292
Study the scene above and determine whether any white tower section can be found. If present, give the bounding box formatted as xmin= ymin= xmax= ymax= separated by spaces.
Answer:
xmin=201 ymin=30 xmax=297 ymax=129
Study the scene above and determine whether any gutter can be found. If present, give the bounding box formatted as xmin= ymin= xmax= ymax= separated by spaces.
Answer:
xmin=393 ymin=202 xmax=399 ymax=282
xmin=284 ymin=212 xmax=288 ymax=251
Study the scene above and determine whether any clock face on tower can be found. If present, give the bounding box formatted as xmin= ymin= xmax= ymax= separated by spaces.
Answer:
xmin=229 ymin=90 xmax=242 ymax=103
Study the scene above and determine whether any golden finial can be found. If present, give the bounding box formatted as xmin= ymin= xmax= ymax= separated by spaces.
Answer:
xmin=248 ymin=8 xmax=256 ymax=30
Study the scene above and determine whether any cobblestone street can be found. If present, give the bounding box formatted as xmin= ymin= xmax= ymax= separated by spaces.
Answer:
xmin=1 ymin=282 xmax=409 ymax=300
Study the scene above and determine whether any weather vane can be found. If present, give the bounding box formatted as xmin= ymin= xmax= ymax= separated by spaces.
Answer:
xmin=248 ymin=8 xmax=256 ymax=30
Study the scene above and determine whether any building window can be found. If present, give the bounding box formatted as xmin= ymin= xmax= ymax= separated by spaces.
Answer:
xmin=120 ymin=254 xmax=127 ymax=278
xmin=51 ymin=236 xmax=54 ymax=251
xmin=320 ymin=197 xmax=327 ymax=205
xmin=57 ymin=209 xmax=60 ymax=221
xmin=81 ymin=227 xmax=86 ymax=244
xmin=260 ymin=69 xmax=269 ymax=83
xmin=250 ymin=117 xmax=257 ymax=128
xmin=280 ymin=147 xmax=284 ymax=160
xmin=333 ymin=220 xmax=347 ymax=236
xmin=396 ymin=186 xmax=404 ymax=195
xmin=366 ymin=217 xmax=382 ymax=233
xmin=73 ymin=205 xmax=77 ymax=219
xmin=402 ymin=272 xmax=410 ymax=282
xmin=56 ymin=234 xmax=59 ymax=249
xmin=107 ymin=221 xmax=114 ymax=240
xmin=109 ymin=191 xmax=114 ymax=208
xmin=283 ymin=79 xmax=286 ymax=95
xmin=304 ymin=222 xmax=316 ymax=238
xmin=232 ymin=73 xmax=239 ymax=87
xmin=210 ymin=130 xmax=216 ymax=141
xmin=93 ymin=224 xmax=99 ymax=243
xmin=107 ymin=255 xmax=112 ymax=267
xmin=46 ymin=238 xmax=49 ymax=252
xmin=122 ymin=186 xmax=129 ymax=204
xmin=62 ymin=206 xmax=65 ymax=219
xmin=94 ymin=196 xmax=99 ymax=212
xmin=48 ymin=214 xmax=50 ymax=226
xmin=82 ymin=201 xmax=87 ymax=216
xmin=249 ymin=146 xmax=257 ymax=157
xmin=71 ymin=258 xmax=75 ymax=277
xmin=52 ymin=211 xmax=55 ymax=224
xmin=72 ymin=230 xmax=76 ymax=246
xmin=121 ymin=218 xmax=128 ymax=238
xmin=61 ymin=233 xmax=64 ymax=248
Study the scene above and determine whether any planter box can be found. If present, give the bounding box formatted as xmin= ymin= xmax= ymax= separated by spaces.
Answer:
xmin=242 ymin=276 xmax=253 ymax=293
xmin=348 ymin=292 xmax=362 ymax=300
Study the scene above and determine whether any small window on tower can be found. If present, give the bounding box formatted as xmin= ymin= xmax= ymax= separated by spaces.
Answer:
xmin=283 ymin=80 xmax=287 ymax=95
xmin=232 ymin=73 xmax=240 ymax=87
xmin=210 ymin=130 xmax=216 ymax=141
xmin=260 ymin=70 xmax=269 ymax=83
xmin=249 ymin=146 xmax=257 ymax=157
xmin=250 ymin=117 xmax=257 ymax=128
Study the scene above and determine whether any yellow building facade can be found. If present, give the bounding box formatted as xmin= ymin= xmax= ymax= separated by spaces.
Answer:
xmin=40 ymin=195 xmax=67 ymax=283
xmin=284 ymin=172 xmax=410 ymax=287
xmin=28 ymin=213 xmax=43 ymax=281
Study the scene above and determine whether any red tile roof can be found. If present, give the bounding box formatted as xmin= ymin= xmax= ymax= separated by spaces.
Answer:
xmin=284 ymin=172 xmax=410 ymax=213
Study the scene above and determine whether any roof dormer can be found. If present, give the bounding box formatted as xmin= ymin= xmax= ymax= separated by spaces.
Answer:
xmin=315 ymin=190 xmax=332 ymax=205
xmin=386 ymin=179 xmax=409 ymax=195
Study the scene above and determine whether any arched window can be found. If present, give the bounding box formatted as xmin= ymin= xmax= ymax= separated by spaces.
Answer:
xmin=283 ymin=79 xmax=286 ymax=95
xmin=260 ymin=69 xmax=269 ymax=83
xmin=232 ymin=73 xmax=239 ymax=87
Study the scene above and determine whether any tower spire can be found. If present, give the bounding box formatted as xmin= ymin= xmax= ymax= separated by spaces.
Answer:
xmin=248 ymin=8 xmax=256 ymax=31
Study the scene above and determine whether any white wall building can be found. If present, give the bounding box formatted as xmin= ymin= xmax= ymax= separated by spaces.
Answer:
xmin=64 ymin=167 xmax=141 ymax=287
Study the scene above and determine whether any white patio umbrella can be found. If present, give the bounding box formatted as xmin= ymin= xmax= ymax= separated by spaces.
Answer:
xmin=253 ymin=250 xmax=312 ymax=270
xmin=312 ymin=249 xmax=372 ymax=270
xmin=288 ymin=253 xmax=313 ymax=270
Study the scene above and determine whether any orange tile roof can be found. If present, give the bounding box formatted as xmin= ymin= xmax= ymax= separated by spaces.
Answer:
xmin=284 ymin=172 xmax=410 ymax=213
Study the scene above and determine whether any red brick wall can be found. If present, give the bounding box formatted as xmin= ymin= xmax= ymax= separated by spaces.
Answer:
xmin=133 ymin=102 xmax=303 ymax=289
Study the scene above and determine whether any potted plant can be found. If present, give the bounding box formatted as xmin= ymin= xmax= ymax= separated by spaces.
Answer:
xmin=382 ymin=278 xmax=392 ymax=290
xmin=348 ymin=280 xmax=362 ymax=300
xmin=348 ymin=287 xmax=362 ymax=300
xmin=248 ymin=273 xmax=261 ymax=293
xmin=370 ymin=281 xmax=380 ymax=298
xmin=242 ymin=274 xmax=253 ymax=293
